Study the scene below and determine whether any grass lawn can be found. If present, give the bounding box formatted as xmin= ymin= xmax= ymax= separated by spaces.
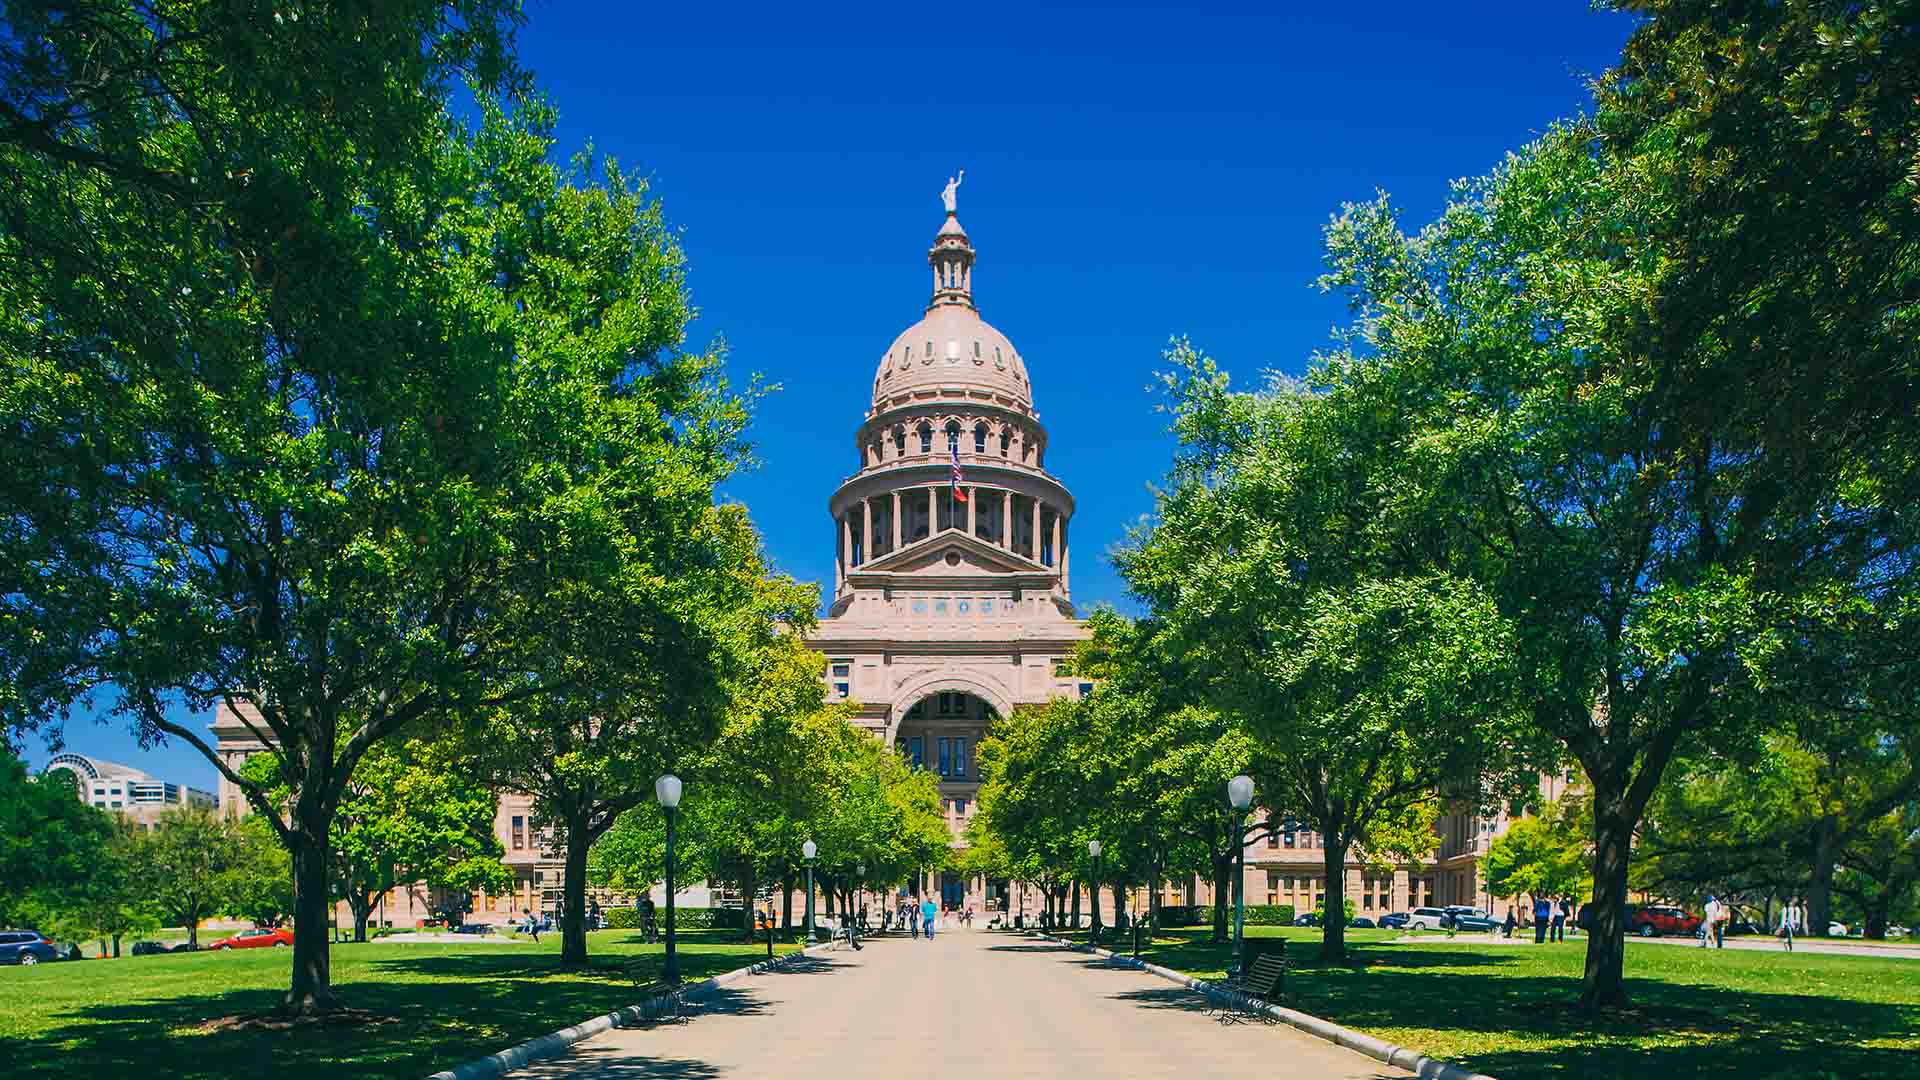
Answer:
xmin=1081 ymin=926 xmax=1920 ymax=1080
xmin=0 ymin=928 xmax=799 ymax=1079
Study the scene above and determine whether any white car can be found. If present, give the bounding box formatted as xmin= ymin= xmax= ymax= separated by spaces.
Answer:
xmin=1405 ymin=906 xmax=1450 ymax=931
xmin=1829 ymin=922 xmax=1848 ymax=936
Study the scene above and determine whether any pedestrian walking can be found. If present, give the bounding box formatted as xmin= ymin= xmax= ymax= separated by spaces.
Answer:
xmin=1779 ymin=896 xmax=1802 ymax=952
xmin=1503 ymin=908 xmax=1517 ymax=939
xmin=1550 ymin=897 xmax=1566 ymax=943
xmin=523 ymin=909 xmax=541 ymax=943
xmin=639 ymin=895 xmax=657 ymax=944
xmin=1559 ymin=897 xmax=1575 ymax=938
xmin=922 ymin=896 xmax=939 ymax=941
xmin=1702 ymin=895 xmax=1724 ymax=948
xmin=1532 ymin=895 xmax=1552 ymax=944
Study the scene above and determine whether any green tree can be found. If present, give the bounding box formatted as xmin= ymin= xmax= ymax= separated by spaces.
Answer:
xmin=1833 ymin=804 xmax=1920 ymax=939
xmin=226 ymin=814 xmax=295 ymax=929
xmin=0 ymin=1 xmax=554 ymax=1012
xmin=0 ymin=752 xmax=112 ymax=925
xmin=1116 ymin=363 xmax=1538 ymax=959
xmin=1485 ymin=805 xmax=1593 ymax=910
xmin=143 ymin=805 xmax=243 ymax=948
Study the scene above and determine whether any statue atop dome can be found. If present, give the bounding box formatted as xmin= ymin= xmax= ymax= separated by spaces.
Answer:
xmin=941 ymin=170 xmax=964 ymax=214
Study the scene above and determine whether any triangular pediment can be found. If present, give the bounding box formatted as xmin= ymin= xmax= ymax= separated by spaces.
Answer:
xmin=856 ymin=530 xmax=1048 ymax=577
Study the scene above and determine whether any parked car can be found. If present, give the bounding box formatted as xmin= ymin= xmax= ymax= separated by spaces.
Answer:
xmin=1628 ymin=905 xmax=1702 ymax=938
xmin=1348 ymin=917 xmax=1376 ymax=929
xmin=0 ymin=930 xmax=58 ymax=966
xmin=171 ymin=942 xmax=203 ymax=953
xmin=206 ymin=927 xmax=295 ymax=951
xmin=1377 ymin=912 xmax=1410 ymax=930
xmin=1443 ymin=907 xmax=1500 ymax=932
xmin=1292 ymin=912 xmax=1320 ymax=927
xmin=129 ymin=941 xmax=172 ymax=957
xmin=1404 ymin=906 xmax=1450 ymax=931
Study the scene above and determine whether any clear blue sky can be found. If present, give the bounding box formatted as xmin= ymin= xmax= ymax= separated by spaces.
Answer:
xmin=22 ymin=0 xmax=1636 ymax=790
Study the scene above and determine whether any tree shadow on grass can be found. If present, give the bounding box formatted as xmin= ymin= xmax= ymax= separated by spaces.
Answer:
xmin=2 ymin=947 xmax=825 ymax=1080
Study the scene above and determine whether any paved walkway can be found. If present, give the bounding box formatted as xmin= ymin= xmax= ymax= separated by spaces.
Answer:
xmin=514 ymin=929 xmax=1408 ymax=1079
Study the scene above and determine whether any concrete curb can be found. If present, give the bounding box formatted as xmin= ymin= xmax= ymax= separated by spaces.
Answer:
xmin=424 ymin=940 xmax=839 ymax=1080
xmin=1026 ymin=932 xmax=1496 ymax=1080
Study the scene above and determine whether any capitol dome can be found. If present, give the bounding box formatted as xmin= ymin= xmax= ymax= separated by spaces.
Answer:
xmin=874 ymin=305 xmax=1032 ymax=409
xmin=870 ymin=211 xmax=1034 ymax=413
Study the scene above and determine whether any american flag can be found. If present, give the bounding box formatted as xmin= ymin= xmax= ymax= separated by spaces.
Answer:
xmin=950 ymin=440 xmax=969 ymax=502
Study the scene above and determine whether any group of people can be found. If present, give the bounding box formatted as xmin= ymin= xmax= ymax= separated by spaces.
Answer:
xmin=1502 ymin=895 xmax=1578 ymax=943
xmin=884 ymin=896 xmax=954 ymax=939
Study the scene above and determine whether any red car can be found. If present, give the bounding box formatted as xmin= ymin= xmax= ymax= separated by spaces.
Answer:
xmin=1628 ymin=905 xmax=1702 ymax=938
xmin=206 ymin=927 xmax=294 ymax=950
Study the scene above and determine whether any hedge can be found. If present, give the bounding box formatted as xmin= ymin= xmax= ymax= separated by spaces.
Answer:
xmin=1243 ymin=904 xmax=1296 ymax=925
xmin=600 ymin=906 xmax=742 ymax=930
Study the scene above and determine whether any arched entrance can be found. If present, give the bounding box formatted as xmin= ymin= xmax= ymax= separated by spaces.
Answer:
xmin=895 ymin=688 xmax=1004 ymax=915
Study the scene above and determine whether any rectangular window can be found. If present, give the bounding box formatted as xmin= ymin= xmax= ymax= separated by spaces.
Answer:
xmin=512 ymin=816 xmax=525 ymax=851
xmin=912 ymin=599 xmax=928 ymax=614
xmin=834 ymin=682 xmax=850 ymax=699
xmin=937 ymin=737 xmax=951 ymax=777
xmin=954 ymin=737 xmax=968 ymax=779
xmin=957 ymin=599 xmax=971 ymax=615
xmin=908 ymin=737 xmax=924 ymax=768
xmin=933 ymin=599 xmax=948 ymax=615
xmin=1267 ymin=829 xmax=1279 ymax=849
xmin=955 ymin=798 xmax=968 ymax=816
xmin=1283 ymin=831 xmax=1295 ymax=848
xmin=830 ymin=662 xmax=851 ymax=677
xmin=980 ymin=599 xmax=993 ymax=614
xmin=1266 ymin=871 xmax=1281 ymax=906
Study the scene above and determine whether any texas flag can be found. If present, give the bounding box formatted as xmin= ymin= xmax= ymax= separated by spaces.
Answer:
xmin=950 ymin=440 xmax=969 ymax=502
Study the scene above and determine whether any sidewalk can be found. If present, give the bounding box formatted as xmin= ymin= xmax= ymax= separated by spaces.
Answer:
xmin=506 ymin=927 xmax=1408 ymax=1079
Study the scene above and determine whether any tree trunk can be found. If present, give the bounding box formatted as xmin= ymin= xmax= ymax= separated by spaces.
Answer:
xmin=1321 ymin=838 xmax=1349 ymax=960
xmin=1579 ymin=795 xmax=1635 ymax=1010
xmin=286 ymin=830 xmax=335 ymax=1014
xmin=349 ymin=892 xmax=374 ymax=943
xmin=1211 ymin=850 xmax=1232 ymax=943
xmin=781 ymin=877 xmax=793 ymax=933
xmin=1070 ymin=881 xmax=1081 ymax=928
xmin=737 ymin=866 xmax=756 ymax=944
xmin=1807 ymin=817 xmax=1840 ymax=938
xmin=1112 ymin=884 xmax=1125 ymax=932
xmin=559 ymin=806 xmax=592 ymax=966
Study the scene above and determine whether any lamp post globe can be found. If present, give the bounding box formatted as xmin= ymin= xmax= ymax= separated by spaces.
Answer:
xmin=803 ymin=840 xmax=817 ymax=941
xmin=1227 ymin=774 xmax=1255 ymax=975
xmin=1088 ymin=839 xmax=1103 ymax=943
xmin=656 ymin=774 xmax=683 ymax=982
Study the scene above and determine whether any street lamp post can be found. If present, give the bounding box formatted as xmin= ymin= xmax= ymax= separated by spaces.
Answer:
xmin=655 ymin=774 xmax=683 ymax=983
xmin=802 ymin=840 xmax=818 ymax=942
xmin=1088 ymin=839 xmax=1103 ymax=944
xmin=1228 ymin=773 xmax=1255 ymax=977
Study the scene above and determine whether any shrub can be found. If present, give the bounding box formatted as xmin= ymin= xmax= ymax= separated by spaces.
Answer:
xmin=1244 ymin=904 xmax=1295 ymax=926
xmin=603 ymin=907 xmax=640 ymax=930
xmin=1156 ymin=905 xmax=1206 ymax=928
xmin=668 ymin=906 xmax=744 ymax=930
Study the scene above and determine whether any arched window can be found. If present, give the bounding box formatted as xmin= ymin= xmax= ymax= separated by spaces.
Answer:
xmin=945 ymin=421 xmax=961 ymax=451
xmin=973 ymin=422 xmax=987 ymax=453
xmin=893 ymin=424 xmax=907 ymax=456
xmin=918 ymin=423 xmax=933 ymax=453
xmin=999 ymin=428 xmax=1011 ymax=456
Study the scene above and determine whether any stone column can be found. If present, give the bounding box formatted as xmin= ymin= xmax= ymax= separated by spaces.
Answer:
xmin=862 ymin=497 xmax=873 ymax=564
xmin=1062 ymin=516 xmax=1071 ymax=595
xmin=1002 ymin=489 xmax=1013 ymax=550
xmin=967 ymin=486 xmax=977 ymax=535
xmin=928 ymin=485 xmax=937 ymax=537
xmin=840 ymin=515 xmax=852 ymax=579
xmin=1051 ymin=510 xmax=1062 ymax=571
xmin=892 ymin=490 xmax=902 ymax=550
xmin=1031 ymin=500 xmax=1042 ymax=561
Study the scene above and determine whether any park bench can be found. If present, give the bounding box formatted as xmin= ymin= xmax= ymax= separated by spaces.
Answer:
xmin=1210 ymin=944 xmax=1289 ymax=1023
xmin=623 ymin=958 xmax=689 ymax=1024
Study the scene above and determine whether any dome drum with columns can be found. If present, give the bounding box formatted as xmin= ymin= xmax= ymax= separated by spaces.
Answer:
xmin=803 ymin=187 xmax=1089 ymax=915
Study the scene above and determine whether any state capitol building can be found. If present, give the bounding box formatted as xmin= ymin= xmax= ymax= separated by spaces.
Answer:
xmin=209 ymin=190 xmax=1520 ymax=928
